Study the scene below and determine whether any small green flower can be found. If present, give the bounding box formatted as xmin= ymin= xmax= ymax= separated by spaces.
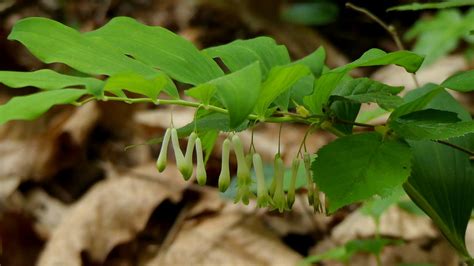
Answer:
xmin=287 ymin=157 xmax=301 ymax=208
xmin=171 ymin=128 xmax=192 ymax=180
xmin=195 ymin=137 xmax=207 ymax=186
xmin=156 ymin=128 xmax=171 ymax=172
xmin=232 ymin=135 xmax=253 ymax=205
xmin=253 ymin=153 xmax=273 ymax=208
xmin=272 ymin=154 xmax=289 ymax=212
xmin=218 ymin=138 xmax=231 ymax=192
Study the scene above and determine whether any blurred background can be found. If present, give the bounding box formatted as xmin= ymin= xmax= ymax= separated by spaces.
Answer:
xmin=0 ymin=0 xmax=473 ymax=265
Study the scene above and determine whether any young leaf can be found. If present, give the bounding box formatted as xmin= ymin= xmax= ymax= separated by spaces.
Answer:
xmin=0 ymin=89 xmax=88 ymax=125
xmin=254 ymin=64 xmax=310 ymax=116
xmin=312 ymin=132 xmax=412 ymax=213
xmin=209 ymin=62 xmax=261 ymax=128
xmin=203 ymin=37 xmax=290 ymax=77
xmin=0 ymin=69 xmax=104 ymax=96
xmin=304 ymin=49 xmax=423 ymax=114
xmin=8 ymin=17 xmax=157 ymax=77
xmin=442 ymin=69 xmax=474 ymax=92
xmin=390 ymin=109 xmax=474 ymax=140
xmin=87 ymin=17 xmax=223 ymax=86
xmin=405 ymin=135 xmax=474 ymax=259
xmin=185 ymin=84 xmax=217 ymax=105
xmin=104 ymin=72 xmax=175 ymax=101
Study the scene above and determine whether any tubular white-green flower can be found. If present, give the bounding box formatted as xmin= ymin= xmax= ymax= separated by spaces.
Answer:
xmin=272 ymin=155 xmax=287 ymax=212
xmin=171 ymin=128 xmax=190 ymax=180
xmin=303 ymin=152 xmax=316 ymax=206
xmin=181 ymin=132 xmax=197 ymax=180
xmin=156 ymin=128 xmax=171 ymax=172
xmin=218 ymin=138 xmax=231 ymax=192
xmin=195 ymin=137 xmax=207 ymax=186
xmin=253 ymin=153 xmax=272 ymax=208
xmin=287 ymin=157 xmax=301 ymax=208
xmin=232 ymin=135 xmax=252 ymax=204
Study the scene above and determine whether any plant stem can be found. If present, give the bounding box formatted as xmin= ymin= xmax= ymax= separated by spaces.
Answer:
xmin=345 ymin=2 xmax=420 ymax=88
xmin=335 ymin=118 xmax=375 ymax=128
xmin=436 ymin=140 xmax=474 ymax=157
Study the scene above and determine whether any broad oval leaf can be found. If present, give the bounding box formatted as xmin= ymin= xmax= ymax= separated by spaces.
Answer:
xmin=313 ymin=132 xmax=412 ymax=213
xmin=0 ymin=89 xmax=88 ymax=125
xmin=442 ymin=69 xmax=474 ymax=92
xmin=87 ymin=17 xmax=223 ymax=86
xmin=8 ymin=17 xmax=157 ymax=77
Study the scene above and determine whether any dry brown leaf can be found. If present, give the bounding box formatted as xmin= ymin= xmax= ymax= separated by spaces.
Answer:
xmin=37 ymin=163 xmax=184 ymax=266
xmin=466 ymin=220 xmax=474 ymax=256
xmin=331 ymin=206 xmax=437 ymax=244
xmin=147 ymin=204 xmax=303 ymax=266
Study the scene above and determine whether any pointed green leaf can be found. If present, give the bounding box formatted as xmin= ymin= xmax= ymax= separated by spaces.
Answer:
xmin=390 ymin=109 xmax=474 ymax=140
xmin=0 ymin=89 xmax=87 ymax=125
xmin=442 ymin=69 xmax=474 ymax=92
xmin=104 ymin=72 xmax=175 ymax=101
xmin=87 ymin=17 xmax=223 ymax=85
xmin=389 ymin=86 xmax=444 ymax=120
xmin=203 ymin=36 xmax=290 ymax=77
xmin=313 ymin=132 xmax=412 ymax=213
xmin=185 ymin=84 xmax=217 ymax=105
xmin=8 ymin=17 xmax=156 ymax=77
xmin=293 ymin=47 xmax=326 ymax=77
xmin=0 ymin=69 xmax=104 ymax=96
xmin=208 ymin=62 xmax=261 ymax=128
xmin=254 ymin=64 xmax=310 ymax=116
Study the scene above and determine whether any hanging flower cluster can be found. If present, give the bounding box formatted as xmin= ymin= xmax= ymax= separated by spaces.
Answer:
xmin=156 ymin=129 xmax=324 ymax=213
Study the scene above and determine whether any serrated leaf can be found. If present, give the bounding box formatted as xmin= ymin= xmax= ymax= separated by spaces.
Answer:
xmin=87 ymin=17 xmax=223 ymax=87
xmin=185 ymin=84 xmax=217 ymax=105
xmin=208 ymin=62 xmax=261 ymax=128
xmin=0 ymin=89 xmax=87 ymax=125
xmin=388 ymin=0 xmax=474 ymax=11
xmin=104 ymin=72 xmax=175 ymax=101
xmin=390 ymin=109 xmax=474 ymax=140
xmin=442 ymin=69 xmax=474 ymax=92
xmin=313 ymin=132 xmax=412 ymax=213
xmin=254 ymin=64 xmax=310 ymax=116
xmin=281 ymin=2 xmax=338 ymax=26
xmin=304 ymin=49 xmax=423 ymax=114
xmin=203 ymin=37 xmax=290 ymax=78
xmin=0 ymin=69 xmax=104 ymax=96
xmin=8 ymin=17 xmax=157 ymax=77
xmin=405 ymin=135 xmax=474 ymax=259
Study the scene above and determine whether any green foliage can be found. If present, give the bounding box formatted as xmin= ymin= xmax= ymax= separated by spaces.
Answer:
xmin=389 ymin=0 xmax=474 ymax=11
xmin=442 ymin=69 xmax=474 ymax=92
xmin=312 ymin=132 xmax=412 ymax=213
xmin=104 ymin=72 xmax=175 ymax=101
xmin=403 ymin=8 xmax=474 ymax=66
xmin=281 ymin=0 xmax=339 ymax=26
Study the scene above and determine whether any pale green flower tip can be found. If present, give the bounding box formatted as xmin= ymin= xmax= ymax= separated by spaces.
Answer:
xmin=178 ymin=164 xmax=193 ymax=181
xmin=197 ymin=174 xmax=207 ymax=186
xmin=156 ymin=161 xmax=166 ymax=173
xmin=257 ymin=194 xmax=273 ymax=208
xmin=287 ymin=194 xmax=295 ymax=209
xmin=218 ymin=176 xmax=230 ymax=192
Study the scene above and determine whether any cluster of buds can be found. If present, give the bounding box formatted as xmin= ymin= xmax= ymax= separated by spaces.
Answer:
xmin=156 ymin=130 xmax=324 ymax=213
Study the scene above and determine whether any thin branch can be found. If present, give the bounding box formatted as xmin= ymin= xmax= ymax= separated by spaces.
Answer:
xmin=345 ymin=2 xmax=420 ymax=88
xmin=436 ymin=140 xmax=474 ymax=157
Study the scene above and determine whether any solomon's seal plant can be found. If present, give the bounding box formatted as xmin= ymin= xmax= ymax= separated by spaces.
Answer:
xmin=1 ymin=17 xmax=474 ymax=262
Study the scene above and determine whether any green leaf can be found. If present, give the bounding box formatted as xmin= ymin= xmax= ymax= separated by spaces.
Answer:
xmin=0 ymin=89 xmax=88 ymax=125
xmin=254 ymin=64 xmax=310 ymax=116
xmin=390 ymin=109 xmax=474 ymax=140
xmin=0 ymin=69 xmax=104 ymax=96
xmin=313 ymin=132 xmax=412 ymax=213
xmin=281 ymin=2 xmax=338 ymax=26
xmin=389 ymin=87 xmax=444 ymax=120
xmin=203 ymin=37 xmax=290 ymax=78
xmin=87 ymin=17 xmax=223 ymax=86
xmin=405 ymin=135 xmax=474 ymax=259
xmin=442 ymin=69 xmax=474 ymax=92
xmin=403 ymin=9 xmax=474 ymax=66
xmin=293 ymin=47 xmax=326 ymax=77
xmin=178 ymin=112 xmax=249 ymax=136
xmin=360 ymin=186 xmax=405 ymax=220
xmin=8 ymin=17 xmax=157 ymax=77
xmin=185 ymin=84 xmax=217 ymax=105
xmin=304 ymin=49 xmax=423 ymax=114
xmin=208 ymin=62 xmax=261 ymax=128
xmin=104 ymin=72 xmax=176 ymax=101
xmin=388 ymin=0 xmax=474 ymax=11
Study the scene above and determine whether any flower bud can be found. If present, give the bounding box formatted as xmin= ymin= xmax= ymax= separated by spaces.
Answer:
xmin=287 ymin=157 xmax=301 ymax=208
xmin=232 ymin=135 xmax=253 ymax=204
xmin=303 ymin=152 xmax=316 ymax=206
xmin=272 ymin=155 xmax=288 ymax=212
xmin=253 ymin=153 xmax=273 ymax=208
xmin=195 ymin=137 xmax=207 ymax=186
xmin=156 ymin=128 xmax=171 ymax=172
xmin=171 ymin=128 xmax=191 ymax=180
xmin=218 ymin=138 xmax=231 ymax=192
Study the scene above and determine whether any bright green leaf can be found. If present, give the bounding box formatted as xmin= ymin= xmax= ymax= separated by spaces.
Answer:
xmin=388 ymin=1 xmax=474 ymax=11
xmin=389 ymin=87 xmax=444 ymax=120
xmin=87 ymin=17 xmax=223 ymax=86
xmin=281 ymin=2 xmax=338 ymax=26
xmin=293 ymin=47 xmax=326 ymax=77
xmin=185 ymin=84 xmax=217 ymax=105
xmin=8 ymin=17 xmax=157 ymax=77
xmin=203 ymin=37 xmax=290 ymax=77
xmin=313 ymin=132 xmax=412 ymax=213
xmin=390 ymin=109 xmax=474 ymax=140
xmin=104 ymin=72 xmax=175 ymax=101
xmin=0 ymin=89 xmax=88 ymax=125
xmin=254 ymin=64 xmax=310 ymax=116
xmin=442 ymin=69 xmax=474 ymax=92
